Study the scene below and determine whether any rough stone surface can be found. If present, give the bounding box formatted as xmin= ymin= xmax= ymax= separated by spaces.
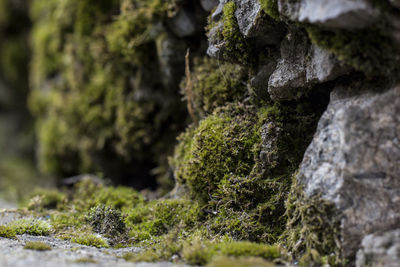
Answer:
xmin=200 ymin=0 xmax=219 ymax=11
xmin=268 ymin=30 xmax=345 ymax=101
xmin=168 ymin=9 xmax=197 ymax=37
xmin=297 ymin=82 xmax=400 ymax=259
xmin=356 ymin=229 xmax=400 ymax=267
xmin=0 ymin=234 xmax=188 ymax=267
xmin=233 ymin=0 xmax=262 ymax=37
xmin=279 ymin=0 xmax=379 ymax=29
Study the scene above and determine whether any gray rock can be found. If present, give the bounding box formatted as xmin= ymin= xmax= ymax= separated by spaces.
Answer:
xmin=0 ymin=234 xmax=189 ymax=267
xmin=297 ymin=82 xmax=400 ymax=259
xmin=268 ymin=30 xmax=347 ymax=101
xmin=207 ymin=0 xmax=285 ymax=59
xmin=356 ymin=229 xmax=400 ymax=267
xmin=279 ymin=0 xmax=379 ymax=29
xmin=268 ymin=30 xmax=309 ymax=101
xmin=390 ymin=0 xmax=400 ymax=9
xmin=306 ymin=44 xmax=349 ymax=84
xmin=233 ymin=0 xmax=262 ymax=37
xmin=200 ymin=0 xmax=219 ymax=12
xmin=156 ymin=34 xmax=185 ymax=89
xmin=168 ymin=9 xmax=197 ymax=37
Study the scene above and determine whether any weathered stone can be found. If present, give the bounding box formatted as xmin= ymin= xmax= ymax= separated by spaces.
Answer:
xmin=279 ymin=0 xmax=379 ymax=29
xmin=268 ymin=30 xmax=309 ymax=101
xmin=268 ymin=30 xmax=347 ymax=101
xmin=297 ymin=82 xmax=400 ymax=259
xmin=233 ymin=0 xmax=262 ymax=37
xmin=200 ymin=0 xmax=219 ymax=12
xmin=156 ymin=34 xmax=186 ymax=89
xmin=356 ymin=229 xmax=400 ymax=267
xmin=306 ymin=44 xmax=349 ymax=84
xmin=250 ymin=61 xmax=277 ymax=99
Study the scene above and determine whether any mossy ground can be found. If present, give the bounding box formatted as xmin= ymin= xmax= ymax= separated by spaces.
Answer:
xmin=24 ymin=241 xmax=52 ymax=251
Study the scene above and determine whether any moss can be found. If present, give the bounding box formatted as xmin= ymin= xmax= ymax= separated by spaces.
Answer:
xmin=125 ymin=199 xmax=200 ymax=241
xmin=27 ymin=188 xmax=67 ymax=211
xmin=29 ymin=0 xmax=188 ymax=187
xmin=24 ymin=241 xmax=52 ymax=251
xmin=0 ymin=225 xmax=17 ymax=239
xmin=280 ymin=176 xmax=343 ymax=266
xmin=306 ymin=24 xmax=400 ymax=76
xmin=183 ymin=240 xmax=282 ymax=265
xmin=8 ymin=219 xmax=51 ymax=236
xmin=74 ymin=258 xmax=97 ymax=263
xmin=181 ymin=57 xmax=248 ymax=119
xmin=259 ymin=0 xmax=279 ymax=20
xmin=71 ymin=233 xmax=109 ymax=248
xmin=85 ymin=205 xmax=127 ymax=243
xmin=221 ymin=2 xmax=255 ymax=65
xmin=206 ymin=256 xmax=275 ymax=267
xmin=170 ymin=99 xmax=323 ymax=243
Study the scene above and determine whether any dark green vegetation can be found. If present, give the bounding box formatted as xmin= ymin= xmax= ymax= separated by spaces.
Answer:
xmin=24 ymin=241 xmax=52 ymax=251
xmin=260 ymin=0 xmax=280 ymax=20
xmin=28 ymin=0 xmax=207 ymax=189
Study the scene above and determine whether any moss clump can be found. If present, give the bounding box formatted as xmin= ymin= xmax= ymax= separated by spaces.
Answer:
xmin=85 ymin=205 xmax=127 ymax=243
xmin=306 ymin=25 xmax=400 ymax=76
xmin=125 ymin=199 xmax=200 ymax=242
xmin=221 ymin=2 xmax=255 ymax=65
xmin=74 ymin=258 xmax=97 ymax=263
xmin=259 ymin=0 xmax=279 ymax=20
xmin=8 ymin=219 xmax=51 ymax=236
xmin=27 ymin=188 xmax=67 ymax=211
xmin=206 ymin=256 xmax=275 ymax=267
xmin=280 ymin=176 xmax=343 ymax=266
xmin=182 ymin=57 xmax=248 ymax=119
xmin=24 ymin=241 xmax=52 ymax=251
xmin=71 ymin=233 xmax=109 ymax=248
xmin=0 ymin=225 xmax=17 ymax=239
xmin=183 ymin=240 xmax=282 ymax=265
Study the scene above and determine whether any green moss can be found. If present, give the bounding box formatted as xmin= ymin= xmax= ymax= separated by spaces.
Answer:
xmin=221 ymin=2 xmax=255 ymax=65
xmin=8 ymin=219 xmax=51 ymax=236
xmin=259 ymin=0 xmax=279 ymax=20
xmin=27 ymin=188 xmax=67 ymax=211
xmin=182 ymin=57 xmax=248 ymax=119
xmin=85 ymin=205 xmax=127 ymax=242
xmin=71 ymin=234 xmax=109 ymax=248
xmin=306 ymin=24 xmax=399 ymax=76
xmin=280 ymin=176 xmax=343 ymax=266
xmin=29 ymin=0 xmax=187 ymax=186
xmin=74 ymin=258 xmax=97 ymax=263
xmin=0 ymin=225 xmax=17 ymax=239
xmin=183 ymin=239 xmax=282 ymax=266
xmin=125 ymin=199 xmax=200 ymax=241
xmin=206 ymin=256 xmax=275 ymax=267
xmin=24 ymin=241 xmax=52 ymax=251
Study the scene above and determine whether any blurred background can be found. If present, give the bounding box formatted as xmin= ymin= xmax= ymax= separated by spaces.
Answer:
xmin=0 ymin=0 xmax=211 ymax=203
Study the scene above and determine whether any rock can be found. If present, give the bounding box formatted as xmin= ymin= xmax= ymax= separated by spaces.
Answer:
xmin=279 ymin=0 xmax=379 ymax=29
xmin=200 ymin=0 xmax=219 ymax=12
xmin=168 ymin=8 xmax=197 ymax=37
xmin=297 ymin=82 xmax=400 ymax=259
xmin=268 ymin=29 xmax=347 ymax=101
xmin=356 ymin=229 xmax=400 ymax=267
xmin=207 ymin=0 xmax=285 ymax=59
xmin=233 ymin=0 xmax=262 ymax=37
xmin=306 ymin=44 xmax=349 ymax=84
xmin=156 ymin=34 xmax=185 ymax=89
xmin=250 ymin=61 xmax=277 ymax=99
xmin=267 ymin=30 xmax=309 ymax=101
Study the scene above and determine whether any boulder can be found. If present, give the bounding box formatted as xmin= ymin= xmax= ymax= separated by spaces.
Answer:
xmin=278 ymin=0 xmax=379 ymax=29
xmin=297 ymin=82 xmax=400 ymax=259
xmin=356 ymin=229 xmax=400 ymax=267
